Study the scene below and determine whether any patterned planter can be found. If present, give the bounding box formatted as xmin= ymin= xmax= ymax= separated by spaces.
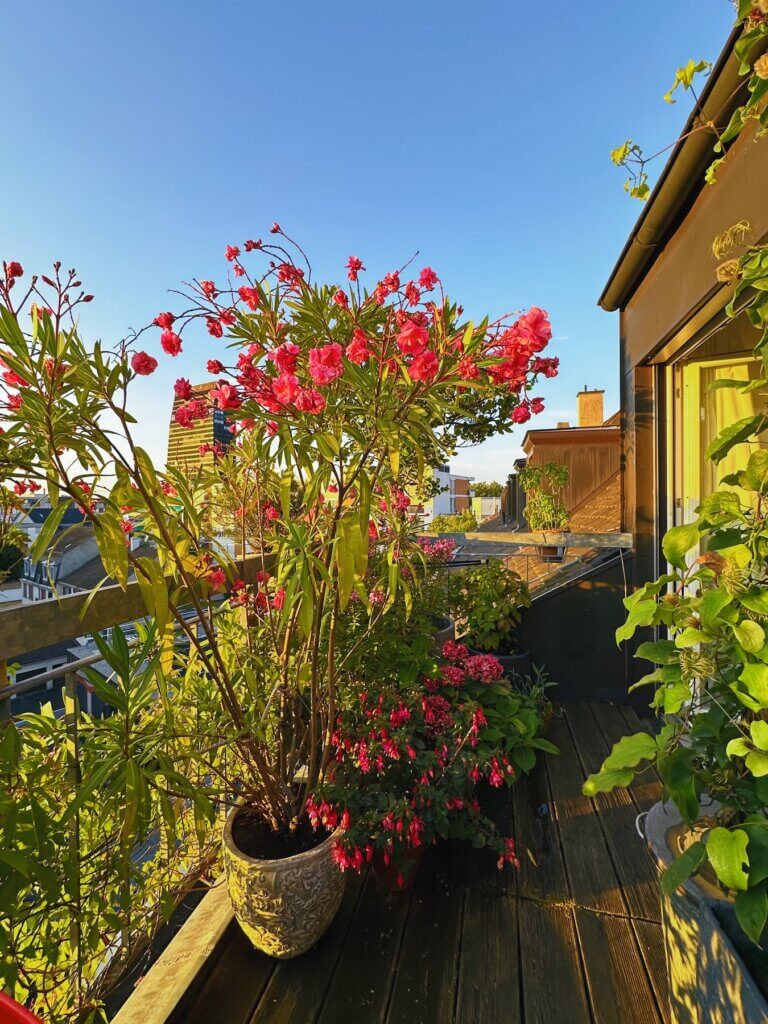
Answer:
xmin=223 ymin=808 xmax=346 ymax=959
xmin=643 ymin=799 xmax=768 ymax=1023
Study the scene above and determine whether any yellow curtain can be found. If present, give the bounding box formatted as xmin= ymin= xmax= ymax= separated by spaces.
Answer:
xmin=700 ymin=360 xmax=765 ymax=500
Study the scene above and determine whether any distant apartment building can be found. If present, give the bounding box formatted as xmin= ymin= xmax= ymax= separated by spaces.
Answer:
xmin=417 ymin=465 xmax=474 ymax=524
xmin=167 ymin=381 xmax=233 ymax=472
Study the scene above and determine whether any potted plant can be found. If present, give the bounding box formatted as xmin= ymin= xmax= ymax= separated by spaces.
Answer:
xmin=583 ymin=240 xmax=768 ymax=1017
xmin=447 ymin=559 xmax=532 ymax=675
xmin=518 ymin=461 xmax=570 ymax=561
xmin=508 ymin=664 xmax=556 ymax=734
xmin=311 ymin=646 xmax=544 ymax=892
xmin=0 ymin=243 xmax=556 ymax=963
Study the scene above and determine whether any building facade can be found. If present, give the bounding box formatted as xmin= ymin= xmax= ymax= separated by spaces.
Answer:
xmin=601 ymin=26 xmax=768 ymax=692
xmin=167 ymin=381 xmax=233 ymax=472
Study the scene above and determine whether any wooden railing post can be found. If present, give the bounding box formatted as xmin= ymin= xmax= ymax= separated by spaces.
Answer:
xmin=64 ymin=670 xmax=83 ymax=1007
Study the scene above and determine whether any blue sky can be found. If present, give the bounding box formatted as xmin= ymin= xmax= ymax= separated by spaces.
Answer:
xmin=2 ymin=1 xmax=735 ymax=481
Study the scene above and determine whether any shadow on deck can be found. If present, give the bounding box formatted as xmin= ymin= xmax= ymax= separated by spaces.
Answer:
xmin=161 ymin=702 xmax=669 ymax=1024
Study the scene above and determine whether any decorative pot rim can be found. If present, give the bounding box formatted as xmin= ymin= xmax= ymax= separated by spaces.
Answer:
xmin=222 ymin=804 xmax=341 ymax=869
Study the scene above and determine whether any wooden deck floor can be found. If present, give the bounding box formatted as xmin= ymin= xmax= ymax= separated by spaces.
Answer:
xmin=171 ymin=702 xmax=669 ymax=1024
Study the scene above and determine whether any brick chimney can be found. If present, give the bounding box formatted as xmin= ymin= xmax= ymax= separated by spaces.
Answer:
xmin=577 ymin=387 xmax=604 ymax=427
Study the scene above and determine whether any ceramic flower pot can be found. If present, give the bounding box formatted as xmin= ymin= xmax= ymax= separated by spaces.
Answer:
xmin=222 ymin=807 xmax=346 ymax=959
xmin=371 ymin=845 xmax=424 ymax=892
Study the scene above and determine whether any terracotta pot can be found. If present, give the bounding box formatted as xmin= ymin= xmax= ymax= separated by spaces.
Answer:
xmin=371 ymin=846 xmax=424 ymax=892
xmin=535 ymin=543 xmax=565 ymax=563
xmin=223 ymin=808 xmax=346 ymax=959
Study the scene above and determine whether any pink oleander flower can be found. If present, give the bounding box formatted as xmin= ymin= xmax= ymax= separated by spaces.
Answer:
xmin=418 ymin=266 xmax=438 ymax=290
xmin=345 ymin=328 xmax=371 ymax=365
xmin=396 ymin=319 xmax=429 ymax=357
xmin=308 ymin=343 xmax=343 ymax=386
xmin=346 ymin=255 xmax=364 ymax=281
xmin=131 ymin=351 xmax=157 ymax=375
xmin=154 ymin=311 xmax=175 ymax=329
xmin=408 ymin=350 xmax=439 ymax=382
xmin=174 ymin=377 xmax=193 ymax=399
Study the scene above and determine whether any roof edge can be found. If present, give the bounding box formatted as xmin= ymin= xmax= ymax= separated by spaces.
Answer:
xmin=599 ymin=23 xmax=767 ymax=313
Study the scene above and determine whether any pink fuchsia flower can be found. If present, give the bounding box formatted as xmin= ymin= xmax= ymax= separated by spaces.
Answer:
xmin=131 ymin=351 xmax=158 ymax=376
xmin=396 ymin=319 xmax=429 ymax=357
xmin=442 ymin=640 xmax=469 ymax=662
xmin=160 ymin=330 xmax=182 ymax=356
xmin=441 ymin=665 xmax=466 ymax=687
xmin=497 ymin=836 xmax=521 ymax=871
xmin=294 ymin=387 xmax=326 ymax=414
xmin=333 ymin=289 xmax=349 ymax=309
xmin=346 ymin=255 xmax=364 ymax=281
xmin=154 ymin=311 xmax=175 ymax=329
xmin=418 ymin=267 xmax=438 ymax=290
xmin=209 ymin=383 xmax=241 ymax=410
xmin=464 ymin=653 xmax=504 ymax=683
xmin=345 ymin=329 xmax=371 ymax=365
xmin=308 ymin=343 xmax=344 ymax=386
xmin=206 ymin=318 xmax=224 ymax=338
xmin=408 ymin=350 xmax=439 ymax=382
xmin=273 ymin=373 xmax=300 ymax=405
xmin=174 ymin=377 xmax=193 ymax=400
xmin=225 ymin=244 xmax=240 ymax=262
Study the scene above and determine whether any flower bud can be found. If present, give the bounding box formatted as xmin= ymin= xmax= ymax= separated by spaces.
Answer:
xmin=715 ymin=259 xmax=741 ymax=284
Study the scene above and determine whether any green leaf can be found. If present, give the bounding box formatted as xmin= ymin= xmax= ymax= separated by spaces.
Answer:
xmin=752 ymin=720 xmax=768 ymax=752
xmin=635 ymin=639 xmax=677 ymax=664
xmin=707 ymin=415 xmax=763 ymax=463
xmin=735 ymin=887 xmax=768 ymax=944
xmin=707 ymin=827 xmax=749 ymax=892
xmin=660 ymin=840 xmax=707 ymax=895
xmin=739 ymin=663 xmax=768 ymax=708
xmin=663 ymin=523 xmax=699 ymax=568
xmin=616 ymin=599 xmax=658 ymax=644
xmin=675 ymin=627 xmax=706 ymax=649
xmin=582 ymin=768 xmax=634 ymax=796
xmin=603 ymin=732 xmax=658 ymax=770
xmin=726 ymin=737 xmax=752 ymax=758
xmin=741 ymin=589 xmax=768 ymax=616
xmin=734 ymin=620 xmax=766 ymax=654
xmin=744 ymin=450 xmax=768 ymax=492
xmin=700 ymin=587 xmax=733 ymax=630
xmin=746 ymin=751 xmax=768 ymax=778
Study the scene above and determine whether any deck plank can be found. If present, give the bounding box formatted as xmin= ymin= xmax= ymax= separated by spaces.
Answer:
xmin=386 ymin=843 xmax=464 ymax=1024
xmin=315 ymin=871 xmax=412 ymax=1024
xmin=512 ymin=747 xmax=569 ymax=903
xmin=575 ymin=907 xmax=663 ymax=1024
xmin=518 ymin=901 xmax=590 ymax=1024
xmin=250 ymin=871 xmax=365 ymax=1024
xmin=164 ymin=700 xmax=670 ymax=1024
xmin=545 ymin=707 xmax=627 ymax=916
xmin=565 ymin=703 xmax=662 ymax=923
xmin=455 ymin=849 xmax=521 ymax=1024
xmin=633 ymin=919 xmax=672 ymax=1024
xmin=183 ymin=924 xmax=275 ymax=1024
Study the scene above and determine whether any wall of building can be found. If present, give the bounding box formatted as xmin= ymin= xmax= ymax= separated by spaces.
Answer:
xmin=525 ymin=429 xmax=621 ymax=512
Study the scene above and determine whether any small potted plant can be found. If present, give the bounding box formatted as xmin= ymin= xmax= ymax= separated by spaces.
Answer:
xmin=518 ymin=461 xmax=570 ymax=561
xmin=312 ymin=649 xmax=531 ymax=892
xmin=447 ymin=560 xmax=532 ymax=675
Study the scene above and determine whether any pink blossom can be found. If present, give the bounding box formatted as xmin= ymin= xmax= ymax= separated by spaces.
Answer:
xmin=308 ymin=343 xmax=343 ymax=386
xmin=408 ymin=350 xmax=439 ymax=382
xmin=396 ymin=320 xmax=429 ymax=357
xmin=418 ymin=267 xmax=438 ymax=290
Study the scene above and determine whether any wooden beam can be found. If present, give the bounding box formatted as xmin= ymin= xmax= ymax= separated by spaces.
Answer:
xmin=0 ymin=553 xmax=274 ymax=662
xmin=422 ymin=531 xmax=633 ymax=549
